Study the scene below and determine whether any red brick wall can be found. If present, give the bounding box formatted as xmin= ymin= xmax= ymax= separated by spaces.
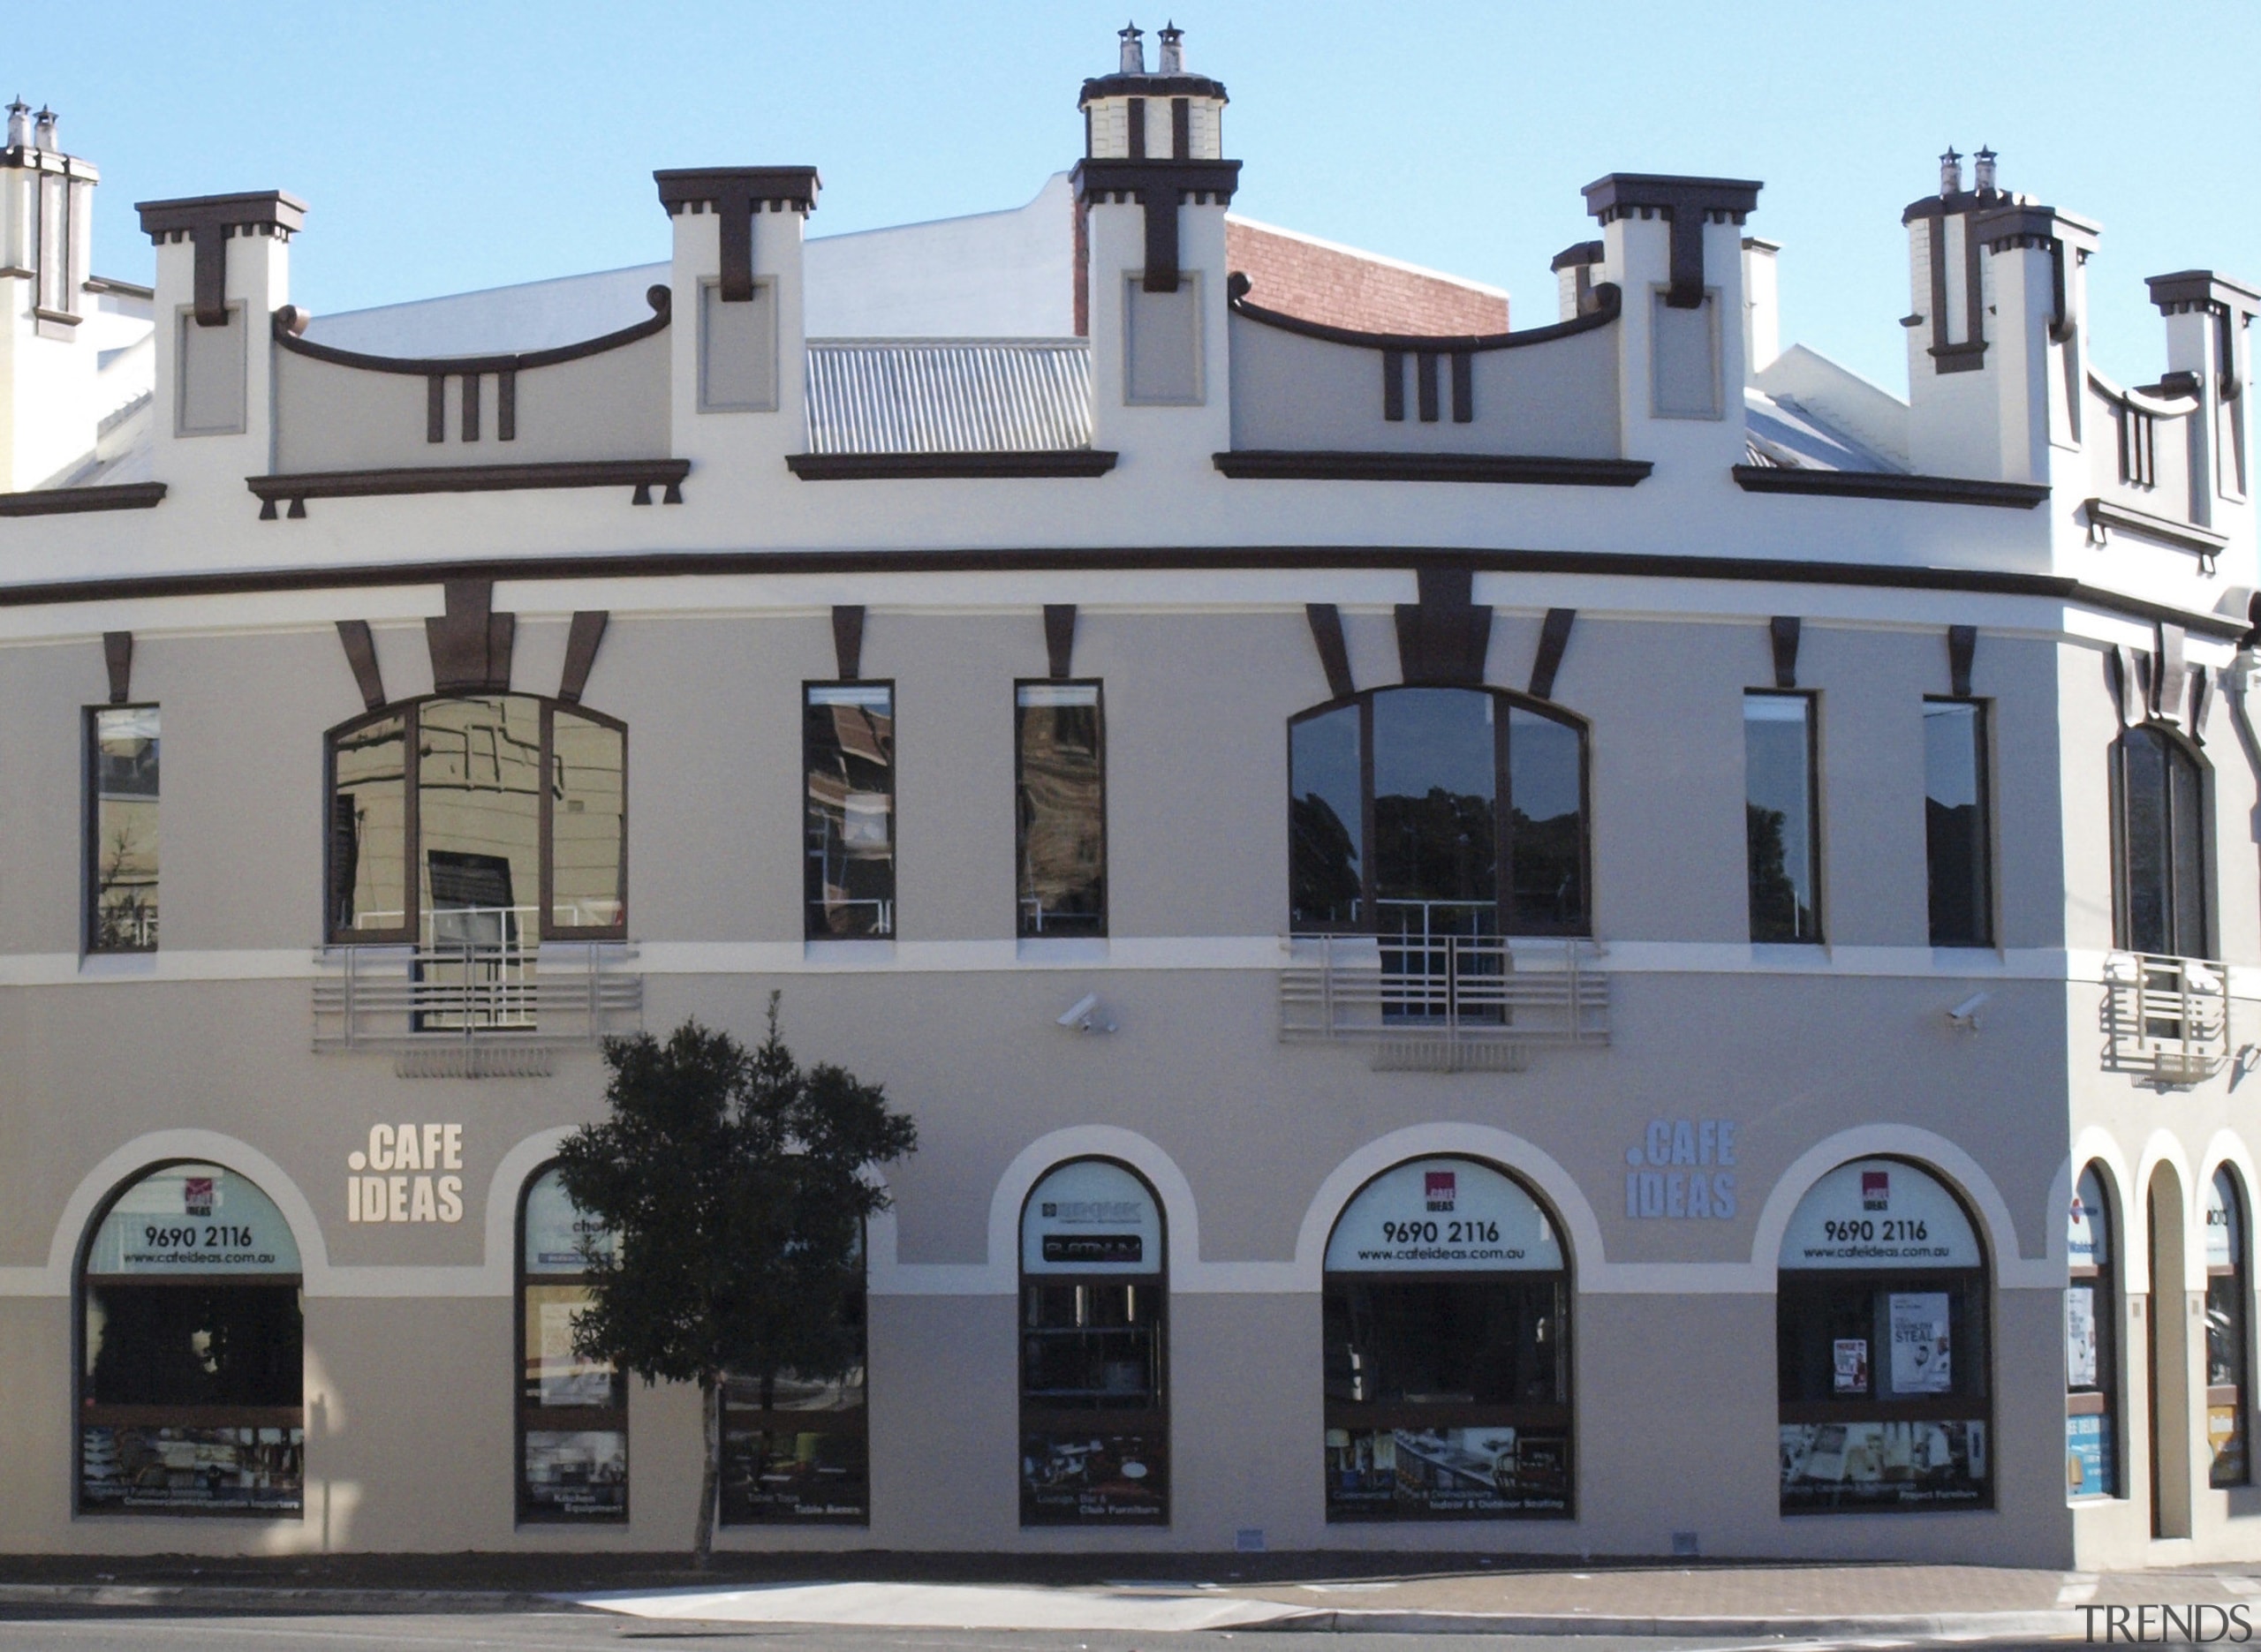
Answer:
xmin=1225 ymin=219 xmax=1508 ymax=336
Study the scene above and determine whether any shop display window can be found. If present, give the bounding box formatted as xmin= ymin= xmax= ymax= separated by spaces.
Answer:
xmin=1018 ymin=1159 xmax=1166 ymax=1525
xmin=721 ymin=1226 xmax=870 ymax=1526
xmin=2206 ymin=1167 xmax=2250 ymax=1488
xmin=1745 ymin=691 xmax=1820 ymax=943
xmin=1776 ymin=1158 xmax=1991 ymax=1513
xmin=87 ymin=705 xmax=160 ymax=953
xmin=2066 ymin=1163 xmax=2121 ymax=1499
xmin=1287 ymin=687 xmax=1588 ymax=939
xmin=1016 ymin=682 xmax=1106 ymax=937
xmin=1320 ymin=1157 xmax=1572 ymax=1521
xmin=518 ymin=1165 xmax=626 ymax=1522
xmin=79 ymin=1162 xmax=304 ymax=1514
xmin=324 ymin=695 xmax=626 ymax=947
xmin=1922 ymin=698 xmax=1993 ymax=947
xmin=2112 ymin=723 xmax=2209 ymax=958
xmin=805 ymin=683 xmax=895 ymax=939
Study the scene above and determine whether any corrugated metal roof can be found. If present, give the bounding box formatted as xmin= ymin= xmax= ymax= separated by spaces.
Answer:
xmin=805 ymin=339 xmax=1093 ymax=455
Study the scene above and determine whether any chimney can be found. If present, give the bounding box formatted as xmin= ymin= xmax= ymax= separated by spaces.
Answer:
xmin=1550 ymin=240 xmax=1606 ymax=322
xmin=1939 ymin=146 xmax=1963 ymax=197
xmin=2146 ymin=270 xmax=2261 ymax=520
xmin=1079 ymin=22 xmax=1228 ymax=162
xmin=1742 ymin=237 xmax=1781 ymax=376
xmin=1973 ymin=146 xmax=1997 ymax=194
xmin=1157 ymin=22 xmax=1184 ymax=73
xmin=1118 ymin=21 xmax=1146 ymax=73
xmin=0 ymin=101 xmax=102 ymax=489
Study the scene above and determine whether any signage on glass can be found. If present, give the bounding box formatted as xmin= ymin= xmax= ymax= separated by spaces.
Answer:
xmin=1325 ymin=1158 xmax=1562 ymax=1273
xmin=1021 ymin=1160 xmax=1160 ymax=1276
xmin=1777 ymin=1159 xmax=1981 ymax=1270
xmin=86 ymin=1163 xmax=300 ymax=1275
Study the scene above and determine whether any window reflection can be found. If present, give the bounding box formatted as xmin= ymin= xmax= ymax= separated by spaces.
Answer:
xmin=89 ymin=706 xmax=160 ymax=952
xmin=1289 ymin=705 xmax=1362 ymax=929
xmin=551 ymin=712 xmax=624 ymax=933
xmin=1017 ymin=683 xmax=1105 ymax=937
xmin=2114 ymin=725 xmax=2208 ymax=957
xmin=806 ymin=684 xmax=895 ymax=939
xmin=2207 ymin=1167 xmax=2250 ymax=1488
xmin=1924 ymin=701 xmax=1992 ymax=947
xmin=1745 ymin=693 xmax=1819 ymax=943
xmin=330 ymin=714 xmax=405 ymax=936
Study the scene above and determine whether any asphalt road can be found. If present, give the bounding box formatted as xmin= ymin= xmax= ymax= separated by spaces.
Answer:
xmin=0 ymin=1614 xmax=2078 ymax=1652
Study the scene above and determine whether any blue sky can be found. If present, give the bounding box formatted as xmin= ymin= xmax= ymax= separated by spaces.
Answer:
xmin=25 ymin=1 xmax=2259 ymax=393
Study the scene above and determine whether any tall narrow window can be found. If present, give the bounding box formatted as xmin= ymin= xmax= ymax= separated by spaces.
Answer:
xmin=518 ymin=1165 xmax=626 ymax=1521
xmin=2207 ymin=1167 xmax=2250 ymax=1488
xmin=722 ymin=1228 xmax=870 ymax=1525
xmin=549 ymin=709 xmax=626 ymax=936
xmin=329 ymin=713 xmax=407 ymax=938
xmin=2068 ymin=1164 xmax=2121 ymax=1499
xmin=1373 ymin=688 xmax=1497 ymax=946
xmin=79 ymin=1162 xmax=303 ymax=1513
xmin=2113 ymin=725 xmax=2210 ymax=958
xmin=1289 ymin=704 xmax=1363 ymax=930
xmin=1746 ymin=692 xmax=1820 ymax=943
xmin=87 ymin=705 xmax=159 ymax=952
xmin=1017 ymin=682 xmax=1105 ymax=937
xmin=1924 ymin=699 xmax=1992 ymax=947
xmin=805 ymin=683 xmax=895 ymax=939
xmin=1507 ymin=706 xmax=1587 ymax=933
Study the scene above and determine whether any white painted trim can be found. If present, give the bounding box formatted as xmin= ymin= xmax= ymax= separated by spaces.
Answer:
xmin=2197 ymin=1130 xmax=2260 ymax=1289
xmin=2065 ymin=1127 xmax=2136 ymax=1282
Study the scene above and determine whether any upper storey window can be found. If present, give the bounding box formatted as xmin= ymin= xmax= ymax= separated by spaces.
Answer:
xmin=1017 ymin=682 xmax=1107 ymax=938
xmin=87 ymin=705 xmax=160 ymax=953
xmin=2111 ymin=724 xmax=2208 ymax=958
xmin=326 ymin=696 xmax=626 ymax=947
xmin=1289 ymin=687 xmax=1588 ymax=938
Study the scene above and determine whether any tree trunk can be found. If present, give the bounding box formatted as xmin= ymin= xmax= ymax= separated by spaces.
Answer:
xmin=693 ymin=1372 xmax=720 ymax=1570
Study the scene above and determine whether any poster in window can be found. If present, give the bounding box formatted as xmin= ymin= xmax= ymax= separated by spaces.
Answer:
xmin=722 ymin=1425 xmax=868 ymax=1524
xmin=523 ymin=1429 xmax=625 ymax=1517
xmin=537 ymin=1299 xmax=615 ymax=1406
xmin=1780 ymin=1420 xmax=1987 ymax=1510
xmin=2067 ymin=1414 xmax=2114 ymax=1498
xmin=1020 ymin=1431 xmax=1166 ymax=1524
xmin=79 ymin=1424 xmax=304 ymax=1512
xmin=1325 ymin=1426 xmax=1569 ymax=1520
xmin=1888 ymin=1293 xmax=1952 ymax=1394
xmin=1833 ymin=1339 xmax=1869 ymax=1395
xmin=2066 ymin=1287 xmax=2098 ymax=1388
xmin=2211 ymin=1404 xmax=2248 ymax=1485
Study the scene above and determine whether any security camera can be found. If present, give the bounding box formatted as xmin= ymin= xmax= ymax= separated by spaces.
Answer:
xmin=1947 ymin=992 xmax=1990 ymax=1032
xmin=1056 ymin=992 xmax=1115 ymax=1033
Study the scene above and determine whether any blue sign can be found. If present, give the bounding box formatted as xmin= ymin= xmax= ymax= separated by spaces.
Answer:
xmin=2067 ymin=1413 xmax=2114 ymax=1498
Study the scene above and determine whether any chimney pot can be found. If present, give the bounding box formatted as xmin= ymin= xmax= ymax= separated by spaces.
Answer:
xmin=1939 ymin=146 xmax=1962 ymax=198
xmin=4 ymin=98 xmax=27 ymax=150
xmin=33 ymin=106 xmax=56 ymax=153
xmin=1973 ymin=147 xmax=1998 ymax=194
xmin=1118 ymin=20 xmax=1146 ymax=74
xmin=1158 ymin=22 xmax=1184 ymax=73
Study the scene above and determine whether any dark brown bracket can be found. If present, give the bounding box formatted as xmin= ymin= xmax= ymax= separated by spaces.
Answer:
xmin=558 ymin=611 xmax=610 ymax=705
xmin=427 ymin=577 xmax=516 ymax=695
xmin=134 ymin=191 xmax=307 ymax=327
xmin=1305 ymin=604 xmax=1355 ymax=700
xmin=654 ymin=167 xmax=821 ymax=303
xmin=1529 ymin=608 xmax=1577 ymax=700
xmin=1044 ymin=605 xmax=1078 ymax=680
xmin=1947 ymin=624 xmax=1977 ymax=698
xmin=1395 ymin=567 xmax=1493 ymax=686
xmin=2105 ymin=647 xmax=2141 ymax=728
xmin=1582 ymin=173 xmax=1761 ymax=310
xmin=1769 ymin=615 xmax=1802 ymax=690
xmin=102 ymin=631 xmax=132 ymax=705
xmin=335 ymin=620 xmax=386 ymax=711
xmin=832 ymin=605 xmax=866 ymax=682
xmin=2191 ymin=668 xmax=2214 ymax=744
xmin=1071 ymin=158 xmax=1241 ymax=292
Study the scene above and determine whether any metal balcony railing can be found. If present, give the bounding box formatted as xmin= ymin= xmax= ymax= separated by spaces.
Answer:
xmin=1280 ymin=922 xmax=1608 ymax=1072
xmin=2102 ymin=951 xmax=2230 ymax=1085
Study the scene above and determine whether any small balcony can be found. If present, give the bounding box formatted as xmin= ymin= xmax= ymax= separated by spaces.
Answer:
xmin=1280 ymin=901 xmax=1609 ymax=1072
xmin=2102 ymin=951 xmax=2229 ymax=1086
xmin=313 ymin=906 xmax=642 ymax=1077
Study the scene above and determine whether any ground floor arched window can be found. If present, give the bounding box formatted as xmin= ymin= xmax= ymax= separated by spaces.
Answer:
xmin=2206 ymin=1166 xmax=2250 ymax=1487
xmin=2068 ymin=1163 xmax=2121 ymax=1499
xmin=79 ymin=1162 xmax=303 ymax=1513
xmin=1777 ymin=1158 xmax=1991 ymax=1512
xmin=518 ymin=1165 xmax=625 ymax=1521
xmin=1322 ymin=1157 xmax=1572 ymax=1520
xmin=1018 ymin=1159 xmax=1167 ymax=1526
xmin=722 ymin=1224 xmax=870 ymax=1525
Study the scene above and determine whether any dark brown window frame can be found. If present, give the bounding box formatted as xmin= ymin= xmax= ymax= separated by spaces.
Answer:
xmin=84 ymin=700 xmax=161 ymax=956
xmin=323 ymin=693 xmax=628 ymax=947
xmin=803 ymin=678 xmax=897 ymax=943
xmin=2068 ymin=1160 xmax=2124 ymax=1500
xmin=1285 ymin=685 xmax=1593 ymax=939
xmin=1013 ymin=678 xmax=1108 ymax=940
xmin=73 ymin=1158 xmax=306 ymax=1520
xmin=1922 ymin=695 xmax=1996 ymax=949
xmin=514 ymin=1160 xmax=628 ymax=1526
xmin=1320 ymin=1155 xmax=1577 ymax=1523
xmin=2108 ymin=720 xmax=2212 ymax=959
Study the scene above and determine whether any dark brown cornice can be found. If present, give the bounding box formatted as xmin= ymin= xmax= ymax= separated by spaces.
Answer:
xmin=785 ymin=451 xmax=1118 ymax=480
xmin=1078 ymin=72 xmax=1229 ymax=104
xmin=2083 ymin=495 xmax=2230 ymax=560
xmin=1581 ymin=174 xmax=1763 ymax=308
xmin=0 ymin=481 xmax=166 ymax=517
xmin=1214 ymin=451 xmax=1651 ymax=487
xmin=653 ymin=167 xmax=820 ymax=302
xmin=0 ymin=542 xmax=2236 ymax=640
xmin=1228 ymin=275 xmax=1619 ymax=354
xmin=1730 ymin=465 xmax=2048 ymax=509
xmin=274 ymin=286 xmax=670 ymax=376
xmin=133 ymin=191 xmax=308 ymax=325
xmin=1070 ymin=158 xmax=1241 ymax=292
xmin=246 ymin=459 xmax=689 ymax=518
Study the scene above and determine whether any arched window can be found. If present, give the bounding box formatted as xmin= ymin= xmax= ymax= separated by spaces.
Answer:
xmin=2206 ymin=1166 xmax=2250 ymax=1487
xmin=1777 ymin=1158 xmax=1991 ymax=1512
xmin=326 ymin=695 xmax=626 ymax=947
xmin=79 ymin=1162 xmax=303 ymax=1513
xmin=1321 ymin=1157 xmax=1572 ymax=1520
xmin=1018 ymin=1159 xmax=1167 ymax=1526
xmin=722 ymin=1226 xmax=870 ymax=1526
xmin=518 ymin=1165 xmax=625 ymax=1521
xmin=1289 ymin=687 xmax=1589 ymax=939
xmin=2068 ymin=1163 xmax=2121 ymax=1499
xmin=2112 ymin=724 xmax=2208 ymax=957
